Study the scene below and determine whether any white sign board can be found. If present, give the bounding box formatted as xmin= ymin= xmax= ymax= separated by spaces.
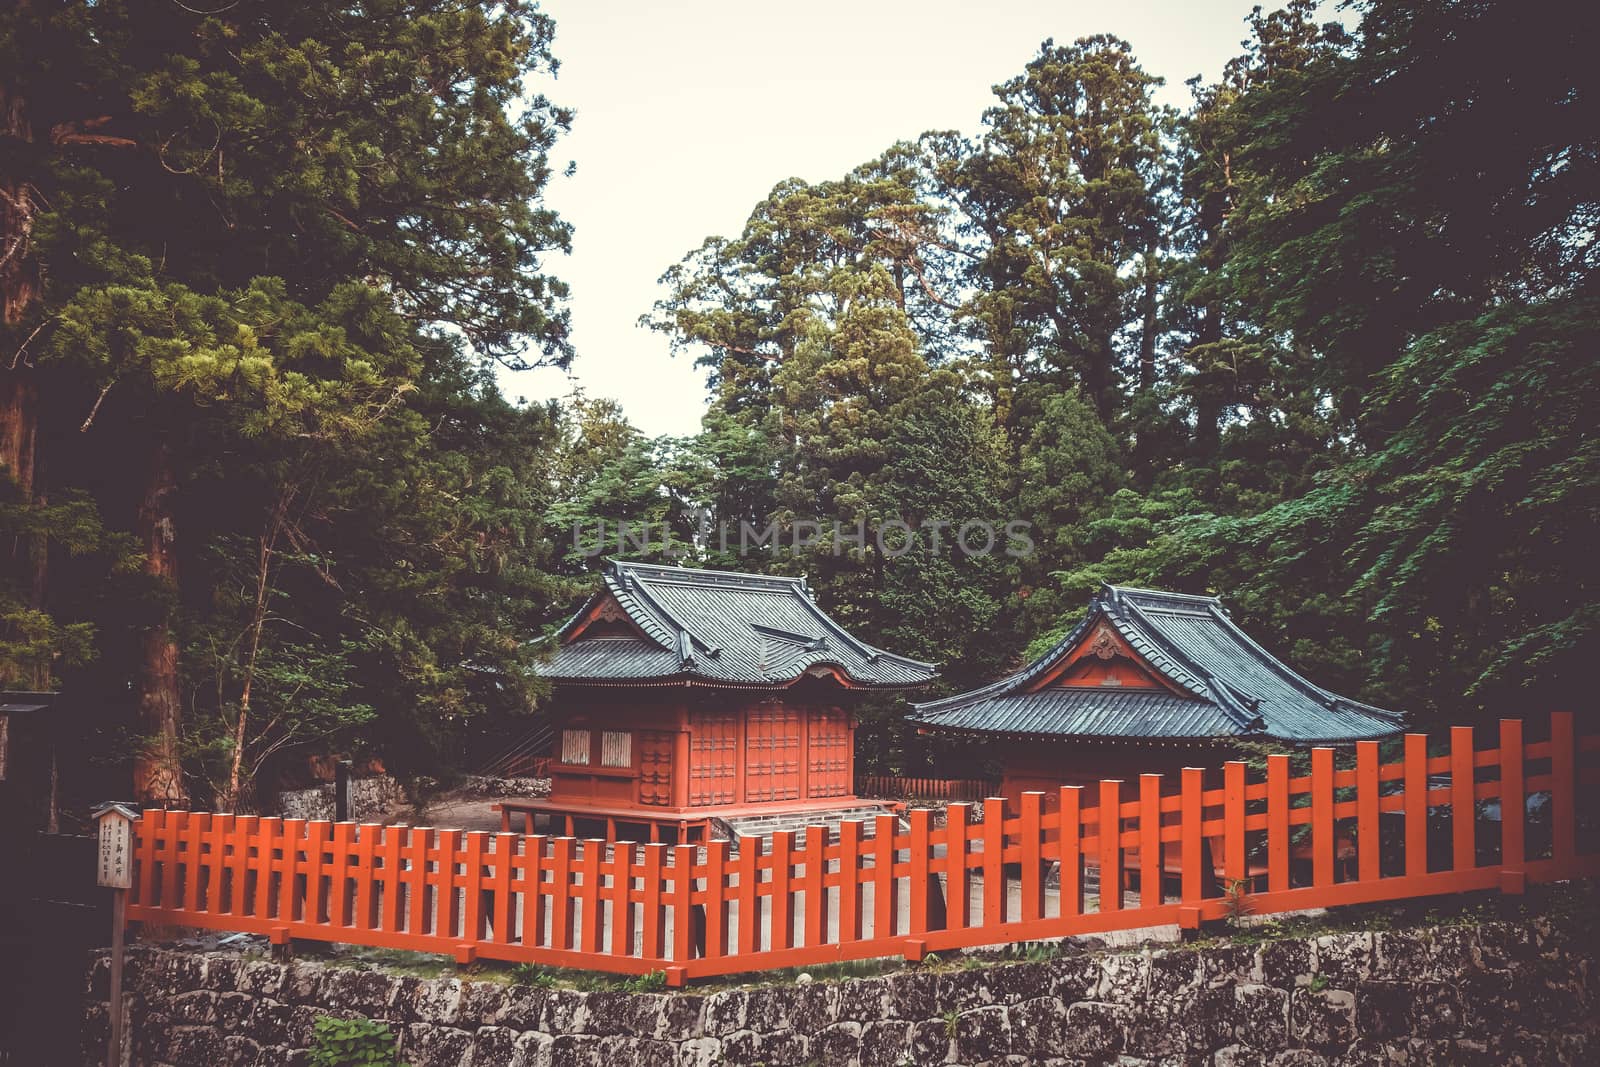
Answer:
xmin=96 ymin=809 xmax=135 ymax=890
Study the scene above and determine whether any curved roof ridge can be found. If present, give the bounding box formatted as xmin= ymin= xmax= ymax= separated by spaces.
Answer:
xmin=612 ymin=565 xmax=722 ymax=659
xmin=1201 ymin=601 xmax=1405 ymax=723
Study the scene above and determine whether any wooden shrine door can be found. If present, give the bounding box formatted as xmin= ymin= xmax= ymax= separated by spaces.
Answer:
xmin=806 ymin=707 xmax=851 ymax=799
xmin=744 ymin=706 xmax=802 ymax=802
xmin=637 ymin=730 xmax=675 ymax=806
xmin=688 ymin=711 xmax=738 ymax=806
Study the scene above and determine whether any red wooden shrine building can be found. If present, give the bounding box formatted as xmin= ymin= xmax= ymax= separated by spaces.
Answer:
xmin=909 ymin=585 xmax=1406 ymax=808
xmin=520 ymin=560 xmax=938 ymax=842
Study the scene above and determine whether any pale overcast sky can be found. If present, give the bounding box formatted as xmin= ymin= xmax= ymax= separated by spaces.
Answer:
xmin=501 ymin=0 xmax=1298 ymax=437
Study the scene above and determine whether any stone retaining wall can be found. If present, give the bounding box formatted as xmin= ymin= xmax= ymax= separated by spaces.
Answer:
xmin=82 ymin=911 xmax=1596 ymax=1066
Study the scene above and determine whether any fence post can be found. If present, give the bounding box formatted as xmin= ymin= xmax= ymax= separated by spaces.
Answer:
xmin=874 ymin=813 xmax=899 ymax=940
xmin=704 ymin=840 xmax=728 ymax=959
xmin=1060 ymin=786 xmax=1082 ymax=917
xmin=770 ymin=830 xmax=794 ymax=950
xmin=1224 ymin=762 xmax=1246 ymax=889
xmin=803 ymin=825 xmax=826 ymax=948
xmin=1179 ymin=770 xmax=1202 ymax=909
xmin=642 ymin=841 xmax=665 ymax=960
xmin=1356 ymin=741 xmax=1380 ymax=882
xmin=1139 ymin=774 xmax=1161 ymax=908
xmin=1310 ymin=749 xmax=1333 ymax=887
xmin=1499 ymin=719 xmax=1525 ymax=893
xmin=736 ymin=836 xmax=758 ymax=954
xmin=579 ymin=838 xmax=603 ymax=953
xmin=1404 ymin=734 xmax=1429 ymax=877
xmin=1019 ymin=792 xmax=1043 ymax=922
xmin=946 ymin=803 xmax=970 ymax=930
xmin=404 ymin=827 xmax=428 ymax=938
xmin=611 ymin=842 xmax=635 ymax=957
xmin=1450 ymin=727 xmax=1476 ymax=872
xmin=982 ymin=798 xmax=1005 ymax=929
xmin=840 ymin=819 xmax=862 ymax=941
xmin=672 ymin=842 xmax=695 ymax=962
xmin=549 ymin=836 xmax=573 ymax=951
xmin=1099 ymin=780 xmax=1122 ymax=913
xmin=1551 ymin=711 xmax=1575 ymax=870
xmin=491 ymin=832 xmax=514 ymax=945
xmin=1265 ymin=756 xmax=1289 ymax=893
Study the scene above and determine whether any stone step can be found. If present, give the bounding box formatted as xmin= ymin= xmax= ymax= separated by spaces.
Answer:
xmin=720 ymin=804 xmax=903 ymax=847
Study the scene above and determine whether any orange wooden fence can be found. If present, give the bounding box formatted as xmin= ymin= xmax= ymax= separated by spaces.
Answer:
xmin=855 ymin=775 xmax=1000 ymax=803
xmin=127 ymin=715 xmax=1598 ymax=985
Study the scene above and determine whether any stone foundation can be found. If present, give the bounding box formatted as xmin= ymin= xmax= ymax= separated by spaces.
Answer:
xmin=275 ymin=775 xmax=404 ymax=822
xmin=82 ymin=910 xmax=1597 ymax=1065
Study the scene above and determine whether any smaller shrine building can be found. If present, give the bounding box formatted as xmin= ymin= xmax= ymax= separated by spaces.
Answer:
xmin=524 ymin=560 xmax=938 ymax=842
xmin=908 ymin=585 xmax=1404 ymax=808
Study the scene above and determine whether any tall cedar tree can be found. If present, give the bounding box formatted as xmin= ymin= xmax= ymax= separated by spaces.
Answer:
xmin=0 ymin=0 xmax=572 ymax=804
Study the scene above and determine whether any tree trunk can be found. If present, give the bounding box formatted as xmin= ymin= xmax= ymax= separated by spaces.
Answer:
xmin=1 ymin=77 xmax=50 ymax=690
xmin=1138 ymin=241 xmax=1159 ymax=393
xmin=134 ymin=439 xmax=187 ymax=806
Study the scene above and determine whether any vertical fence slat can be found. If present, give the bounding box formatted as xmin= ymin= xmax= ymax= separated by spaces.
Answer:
xmin=609 ymin=842 xmax=634 ymax=958
xmin=705 ymin=840 xmax=728 ymax=960
xmin=671 ymin=843 xmax=695 ymax=962
xmin=1223 ymin=763 xmax=1246 ymax=889
xmin=460 ymin=832 xmax=486 ymax=944
xmin=946 ymin=803 xmax=970 ymax=930
xmin=405 ymin=829 xmax=430 ymax=937
xmin=1311 ymin=748 xmax=1334 ymax=887
xmin=1060 ymin=786 xmax=1082 ymax=917
xmin=549 ymin=837 xmax=572 ymax=952
xmin=874 ymin=813 xmax=898 ymax=940
xmin=525 ymin=835 xmax=547 ymax=949
xmin=1019 ymin=792 xmax=1043 ymax=922
xmin=206 ymin=814 xmax=229 ymax=915
xmin=1500 ymin=719 xmax=1525 ymax=870
xmin=736 ymin=837 xmax=758 ymax=954
xmin=1179 ymin=771 xmax=1201 ymax=904
xmin=839 ymin=819 xmax=862 ymax=941
xmin=355 ymin=825 xmax=378 ymax=932
xmin=578 ymin=839 xmax=602 ymax=953
xmin=380 ymin=826 xmax=403 ymax=935
xmin=1099 ymin=780 xmax=1122 ymax=913
xmin=770 ymin=830 xmax=793 ymax=950
xmin=1267 ymin=755 xmax=1289 ymax=893
xmin=183 ymin=812 xmax=207 ymax=912
xmin=305 ymin=820 xmax=329 ymax=927
xmin=803 ymin=826 xmax=826 ymax=948
xmin=135 ymin=809 xmax=161 ymax=906
xmin=982 ymin=798 xmax=1004 ymax=929
xmin=1404 ymin=734 xmax=1429 ymax=877
xmin=280 ymin=819 xmax=304 ymax=926
xmin=437 ymin=829 xmax=462 ymax=941
xmin=1450 ymin=727 xmax=1476 ymax=873
xmin=905 ymin=812 xmax=928 ymax=935
xmin=1139 ymin=774 xmax=1161 ymax=908
xmin=1357 ymin=741 xmax=1380 ymax=882
xmin=248 ymin=817 xmax=271 ymax=920
xmin=492 ymin=833 xmax=514 ymax=945
xmin=159 ymin=812 xmax=182 ymax=909
xmin=1551 ymin=711 xmax=1575 ymax=867
xmin=641 ymin=842 xmax=665 ymax=960
xmin=330 ymin=822 xmax=353 ymax=928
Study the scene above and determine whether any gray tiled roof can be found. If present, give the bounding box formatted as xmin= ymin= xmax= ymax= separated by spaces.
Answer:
xmin=909 ymin=585 xmax=1404 ymax=744
xmin=542 ymin=560 xmax=939 ymax=689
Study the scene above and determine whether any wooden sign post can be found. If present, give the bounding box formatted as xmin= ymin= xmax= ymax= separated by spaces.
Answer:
xmin=93 ymin=803 xmax=139 ymax=1067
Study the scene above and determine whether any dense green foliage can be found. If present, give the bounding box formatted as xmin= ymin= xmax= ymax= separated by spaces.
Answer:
xmin=0 ymin=0 xmax=577 ymax=807
xmin=3 ymin=0 xmax=1593 ymax=803
xmin=632 ymin=0 xmax=1600 ymax=769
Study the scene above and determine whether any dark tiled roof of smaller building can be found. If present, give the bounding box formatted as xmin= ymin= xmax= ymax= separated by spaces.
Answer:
xmin=541 ymin=560 xmax=939 ymax=689
xmin=910 ymin=585 xmax=1404 ymax=744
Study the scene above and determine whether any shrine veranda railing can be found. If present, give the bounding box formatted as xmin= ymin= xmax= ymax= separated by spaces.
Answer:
xmin=125 ymin=715 xmax=1599 ymax=985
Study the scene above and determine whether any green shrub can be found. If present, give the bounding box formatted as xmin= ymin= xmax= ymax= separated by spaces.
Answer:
xmin=309 ymin=1016 xmax=407 ymax=1067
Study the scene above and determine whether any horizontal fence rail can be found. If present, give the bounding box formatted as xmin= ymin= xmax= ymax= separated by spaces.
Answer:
xmin=128 ymin=714 xmax=1599 ymax=985
xmin=855 ymin=775 xmax=1000 ymax=803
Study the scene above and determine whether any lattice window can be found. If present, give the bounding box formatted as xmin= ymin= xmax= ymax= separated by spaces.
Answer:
xmin=561 ymin=728 xmax=591 ymax=765
xmin=601 ymin=730 xmax=632 ymax=768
